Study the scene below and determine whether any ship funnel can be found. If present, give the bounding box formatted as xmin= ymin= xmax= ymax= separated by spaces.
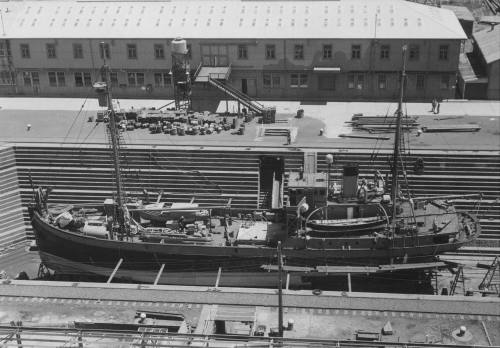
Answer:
xmin=342 ymin=164 xmax=359 ymax=198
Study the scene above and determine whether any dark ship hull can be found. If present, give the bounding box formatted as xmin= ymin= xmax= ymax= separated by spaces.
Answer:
xmin=32 ymin=209 xmax=479 ymax=287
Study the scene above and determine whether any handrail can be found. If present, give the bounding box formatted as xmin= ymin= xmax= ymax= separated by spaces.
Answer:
xmin=194 ymin=62 xmax=203 ymax=80
xmin=207 ymin=78 xmax=263 ymax=113
xmin=207 ymin=76 xmax=264 ymax=113
xmin=224 ymin=63 xmax=232 ymax=80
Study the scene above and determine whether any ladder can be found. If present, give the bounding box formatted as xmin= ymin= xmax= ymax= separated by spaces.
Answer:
xmin=478 ymin=256 xmax=500 ymax=295
xmin=449 ymin=265 xmax=465 ymax=296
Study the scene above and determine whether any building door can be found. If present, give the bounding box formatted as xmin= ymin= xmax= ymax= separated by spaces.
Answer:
xmin=23 ymin=71 xmax=40 ymax=95
xmin=246 ymin=79 xmax=257 ymax=97
xmin=241 ymin=79 xmax=248 ymax=94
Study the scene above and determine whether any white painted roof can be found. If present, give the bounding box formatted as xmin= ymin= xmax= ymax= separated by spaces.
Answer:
xmin=0 ymin=0 xmax=466 ymax=40
xmin=473 ymin=26 xmax=500 ymax=64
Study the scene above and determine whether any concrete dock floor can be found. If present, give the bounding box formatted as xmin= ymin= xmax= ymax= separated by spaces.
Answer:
xmin=0 ymin=98 xmax=498 ymax=151
xmin=0 ymin=280 xmax=499 ymax=346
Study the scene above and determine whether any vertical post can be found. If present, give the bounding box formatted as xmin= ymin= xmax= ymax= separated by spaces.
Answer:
xmin=347 ymin=273 xmax=352 ymax=293
xmin=99 ymin=43 xmax=126 ymax=238
xmin=209 ymin=209 xmax=212 ymax=234
xmin=107 ymin=258 xmax=123 ymax=284
xmin=325 ymin=154 xmax=334 ymax=221
xmin=215 ymin=267 xmax=222 ymax=288
xmin=286 ymin=273 xmax=290 ymax=291
xmin=153 ymin=264 xmax=165 ymax=285
xmin=390 ymin=45 xmax=407 ymax=238
xmin=277 ymin=241 xmax=284 ymax=338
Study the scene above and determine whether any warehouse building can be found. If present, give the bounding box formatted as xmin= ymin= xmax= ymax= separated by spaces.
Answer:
xmin=0 ymin=0 xmax=466 ymax=102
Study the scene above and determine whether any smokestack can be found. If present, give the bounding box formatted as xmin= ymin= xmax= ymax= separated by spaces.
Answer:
xmin=342 ymin=164 xmax=359 ymax=198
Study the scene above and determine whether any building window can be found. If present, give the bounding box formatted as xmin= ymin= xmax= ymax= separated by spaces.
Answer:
xmin=20 ymin=44 xmax=30 ymax=59
xmin=266 ymin=45 xmax=276 ymax=60
xmin=323 ymin=45 xmax=332 ymax=59
xmin=48 ymin=71 xmax=65 ymax=87
xmin=409 ymin=45 xmax=420 ymax=61
xmin=238 ymin=45 xmax=248 ymax=59
xmin=348 ymin=74 xmax=355 ymax=89
xmin=380 ymin=45 xmax=390 ymax=60
xmin=416 ymin=74 xmax=425 ymax=90
xmin=72 ymin=43 xmax=83 ymax=59
xmin=263 ymin=73 xmax=280 ymax=88
xmin=378 ymin=74 xmax=387 ymax=89
xmin=0 ymin=71 xmax=12 ymax=85
xmin=348 ymin=74 xmax=364 ymax=89
xmin=23 ymin=71 xmax=39 ymax=87
xmin=318 ymin=75 xmax=336 ymax=90
xmin=186 ymin=44 xmax=192 ymax=59
xmin=46 ymin=43 xmax=57 ymax=59
xmin=0 ymin=42 xmax=9 ymax=57
xmin=154 ymin=44 xmax=165 ymax=59
xmin=74 ymin=72 xmax=92 ymax=87
xmin=154 ymin=72 xmax=172 ymax=87
xmin=127 ymin=72 xmax=144 ymax=87
xmin=294 ymin=45 xmax=304 ymax=60
xmin=351 ymin=45 xmax=361 ymax=59
xmin=100 ymin=43 xmax=110 ymax=59
xmin=290 ymin=73 xmax=308 ymax=88
xmin=110 ymin=72 xmax=118 ymax=87
xmin=440 ymin=75 xmax=449 ymax=89
xmin=439 ymin=45 xmax=448 ymax=61
xmin=127 ymin=44 xmax=137 ymax=59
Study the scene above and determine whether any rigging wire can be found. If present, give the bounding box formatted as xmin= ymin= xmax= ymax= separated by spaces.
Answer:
xmin=61 ymin=91 xmax=91 ymax=145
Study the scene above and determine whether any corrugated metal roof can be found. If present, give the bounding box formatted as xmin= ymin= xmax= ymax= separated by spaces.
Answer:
xmin=0 ymin=0 xmax=466 ymax=40
xmin=473 ymin=26 xmax=500 ymax=64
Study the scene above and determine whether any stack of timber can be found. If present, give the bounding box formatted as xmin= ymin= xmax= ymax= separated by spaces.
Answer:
xmin=348 ymin=114 xmax=419 ymax=132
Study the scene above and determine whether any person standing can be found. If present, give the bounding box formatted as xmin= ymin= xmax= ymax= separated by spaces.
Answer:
xmin=436 ymin=101 xmax=441 ymax=114
xmin=178 ymin=216 xmax=186 ymax=232
xmin=431 ymin=98 xmax=437 ymax=113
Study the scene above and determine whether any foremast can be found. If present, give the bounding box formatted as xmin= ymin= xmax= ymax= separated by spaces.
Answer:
xmin=94 ymin=45 xmax=127 ymax=237
xmin=390 ymin=45 xmax=408 ymax=236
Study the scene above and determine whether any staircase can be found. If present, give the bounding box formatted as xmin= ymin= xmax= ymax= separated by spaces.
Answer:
xmin=207 ymin=77 xmax=265 ymax=115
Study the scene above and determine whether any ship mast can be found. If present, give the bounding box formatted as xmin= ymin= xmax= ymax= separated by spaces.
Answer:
xmin=390 ymin=45 xmax=407 ymax=234
xmin=94 ymin=44 xmax=127 ymax=237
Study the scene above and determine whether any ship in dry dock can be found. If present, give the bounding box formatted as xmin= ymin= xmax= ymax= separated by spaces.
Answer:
xmin=29 ymin=45 xmax=481 ymax=287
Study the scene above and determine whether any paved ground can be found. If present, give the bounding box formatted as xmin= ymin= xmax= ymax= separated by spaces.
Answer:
xmin=0 ymin=281 xmax=499 ymax=345
xmin=0 ymin=98 xmax=499 ymax=150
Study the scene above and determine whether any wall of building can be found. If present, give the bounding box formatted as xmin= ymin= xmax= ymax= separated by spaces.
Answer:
xmin=487 ymin=61 xmax=500 ymax=100
xmin=7 ymin=37 xmax=461 ymax=101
